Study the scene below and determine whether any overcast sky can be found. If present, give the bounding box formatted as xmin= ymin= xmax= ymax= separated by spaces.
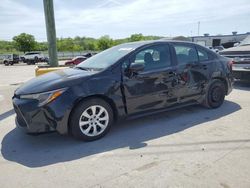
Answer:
xmin=0 ymin=0 xmax=250 ymax=41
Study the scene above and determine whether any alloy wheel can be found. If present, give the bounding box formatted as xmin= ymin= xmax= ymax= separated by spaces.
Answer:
xmin=79 ymin=105 xmax=109 ymax=137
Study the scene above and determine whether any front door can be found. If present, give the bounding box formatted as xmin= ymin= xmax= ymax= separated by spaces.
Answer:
xmin=122 ymin=44 xmax=177 ymax=114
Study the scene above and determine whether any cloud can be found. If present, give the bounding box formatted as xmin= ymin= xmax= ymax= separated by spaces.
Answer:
xmin=0 ymin=0 xmax=250 ymax=40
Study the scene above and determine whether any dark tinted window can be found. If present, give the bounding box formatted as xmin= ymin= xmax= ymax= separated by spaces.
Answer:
xmin=131 ymin=44 xmax=171 ymax=71
xmin=173 ymin=44 xmax=198 ymax=64
xmin=196 ymin=47 xmax=215 ymax=61
xmin=197 ymin=48 xmax=209 ymax=61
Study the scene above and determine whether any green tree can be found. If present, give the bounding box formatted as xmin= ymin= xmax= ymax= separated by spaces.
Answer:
xmin=129 ymin=33 xmax=144 ymax=42
xmin=172 ymin=36 xmax=190 ymax=41
xmin=13 ymin=33 xmax=37 ymax=53
xmin=97 ymin=35 xmax=113 ymax=50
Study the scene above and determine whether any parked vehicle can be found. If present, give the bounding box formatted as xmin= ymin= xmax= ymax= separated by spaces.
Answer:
xmin=13 ymin=41 xmax=233 ymax=141
xmin=206 ymin=46 xmax=219 ymax=53
xmin=219 ymin=36 xmax=250 ymax=81
xmin=3 ymin=54 xmax=19 ymax=66
xmin=20 ymin=52 xmax=48 ymax=65
xmin=83 ymin=52 xmax=97 ymax=58
xmin=214 ymin=46 xmax=225 ymax=51
xmin=65 ymin=56 xmax=88 ymax=66
xmin=65 ymin=53 xmax=97 ymax=66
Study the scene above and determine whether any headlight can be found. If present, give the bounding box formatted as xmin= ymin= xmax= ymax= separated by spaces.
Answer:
xmin=20 ymin=88 xmax=67 ymax=107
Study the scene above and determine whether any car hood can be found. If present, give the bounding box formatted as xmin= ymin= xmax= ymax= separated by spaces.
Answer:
xmin=15 ymin=68 xmax=97 ymax=95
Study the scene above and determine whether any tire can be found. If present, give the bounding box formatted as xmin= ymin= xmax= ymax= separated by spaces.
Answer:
xmin=4 ymin=61 xmax=9 ymax=66
xmin=34 ymin=56 xmax=38 ymax=63
xmin=70 ymin=98 xmax=114 ymax=141
xmin=203 ymin=79 xmax=226 ymax=108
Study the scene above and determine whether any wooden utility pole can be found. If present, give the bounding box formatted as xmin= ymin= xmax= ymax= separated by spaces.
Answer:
xmin=43 ymin=0 xmax=58 ymax=67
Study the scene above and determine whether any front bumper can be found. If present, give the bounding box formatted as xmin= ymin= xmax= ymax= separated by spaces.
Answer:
xmin=13 ymin=98 xmax=56 ymax=133
xmin=12 ymin=90 xmax=73 ymax=135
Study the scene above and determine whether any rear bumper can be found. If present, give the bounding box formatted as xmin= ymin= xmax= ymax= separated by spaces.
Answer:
xmin=232 ymin=63 xmax=250 ymax=81
xmin=233 ymin=70 xmax=250 ymax=81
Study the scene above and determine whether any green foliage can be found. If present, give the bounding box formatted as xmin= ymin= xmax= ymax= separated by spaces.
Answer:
xmin=172 ymin=36 xmax=191 ymax=41
xmin=12 ymin=33 xmax=37 ymax=53
xmin=0 ymin=33 xmax=165 ymax=54
xmin=35 ymin=42 xmax=48 ymax=51
xmin=129 ymin=33 xmax=144 ymax=42
xmin=0 ymin=40 xmax=16 ymax=53
xmin=97 ymin=35 xmax=113 ymax=50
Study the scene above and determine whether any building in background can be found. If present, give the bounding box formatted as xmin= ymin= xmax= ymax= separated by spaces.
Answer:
xmin=190 ymin=32 xmax=250 ymax=48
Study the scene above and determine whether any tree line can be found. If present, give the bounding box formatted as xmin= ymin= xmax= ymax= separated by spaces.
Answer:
xmin=0 ymin=33 xmax=164 ymax=54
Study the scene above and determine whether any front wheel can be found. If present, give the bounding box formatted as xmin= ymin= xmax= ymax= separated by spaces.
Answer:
xmin=70 ymin=98 xmax=114 ymax=141
xmin=203 ymin=79 xmax=226 ymax=108
xmin=34 ymin=56 xmax=39 ymax=63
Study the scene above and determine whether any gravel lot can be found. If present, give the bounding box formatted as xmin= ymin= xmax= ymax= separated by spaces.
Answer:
xmin=0 ymin=64 xmax=250 ymax=188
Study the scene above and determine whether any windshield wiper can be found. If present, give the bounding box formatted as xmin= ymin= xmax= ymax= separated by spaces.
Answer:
xmin=74 ymin=67 xmax=90 ymax=71
xmin=75 ymin=67 xmax=103 ymax=71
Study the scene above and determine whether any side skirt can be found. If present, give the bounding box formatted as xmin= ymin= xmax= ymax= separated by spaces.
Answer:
xmin=125 ymin=101 xmax=199 ymax=121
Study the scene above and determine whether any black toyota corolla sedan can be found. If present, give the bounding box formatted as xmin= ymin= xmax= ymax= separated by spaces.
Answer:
xmin=13 ymin=40 xmax=234 ymax=141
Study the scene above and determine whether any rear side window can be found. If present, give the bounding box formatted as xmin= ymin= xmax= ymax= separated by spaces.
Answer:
xmin=196 ymin=47 xmax=214 ymax=61
xmin=197 ymin=48 xmax=209 ymax=61
xmin=173 ymin=44 xmax=198 ymax=64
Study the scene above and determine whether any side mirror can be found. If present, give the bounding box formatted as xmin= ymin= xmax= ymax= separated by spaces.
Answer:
xmin=129 ymin=63 xmax=145 ymax=73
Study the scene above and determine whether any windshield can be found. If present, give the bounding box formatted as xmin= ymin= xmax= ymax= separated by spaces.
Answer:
xmin=76 ymin=44 xmax=137 ymax=69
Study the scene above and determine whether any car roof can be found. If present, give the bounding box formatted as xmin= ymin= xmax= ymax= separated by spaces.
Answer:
xmin=117 ymin=40 xmax=195 ymax=49
xmin=75 ymin=56 xmax=87 ymax=58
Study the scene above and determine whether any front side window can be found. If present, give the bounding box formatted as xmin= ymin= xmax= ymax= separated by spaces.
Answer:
xmin=173 ymin=44 xmax=198 ymax=64
xmin=130 ymin=44 xmax=171 ymax=71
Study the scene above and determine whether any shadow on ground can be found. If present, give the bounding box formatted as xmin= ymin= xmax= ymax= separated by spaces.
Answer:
xmin=1 ymin=100 xmax=241 ymax=168
xmin=0 ymin=109 xmax=14 ymax=121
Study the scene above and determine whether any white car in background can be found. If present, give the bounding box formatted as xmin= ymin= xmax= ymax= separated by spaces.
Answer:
xmin=20 ymin=52 xmax=48 ymax=65
xmin=219 ymin=36 xmax=250 ymax=81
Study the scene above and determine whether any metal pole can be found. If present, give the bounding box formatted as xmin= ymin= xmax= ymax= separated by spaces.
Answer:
xmin=43 ymin=0 xmax=58 ymax=67
xmin=198 ymin=21 xmax=200 ymax=36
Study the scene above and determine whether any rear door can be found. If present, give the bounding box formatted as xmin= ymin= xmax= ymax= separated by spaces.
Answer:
xmin=171 ymin=43 xmax=210 ymax=101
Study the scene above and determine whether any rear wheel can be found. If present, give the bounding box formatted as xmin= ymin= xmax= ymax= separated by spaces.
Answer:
xmin=70 ymin=98 xmax=114 ymax=141
xmin=203 ymin=79 xmax=226 ymax=108
xmin=4 ymin=61 xmax=9 ymax=66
